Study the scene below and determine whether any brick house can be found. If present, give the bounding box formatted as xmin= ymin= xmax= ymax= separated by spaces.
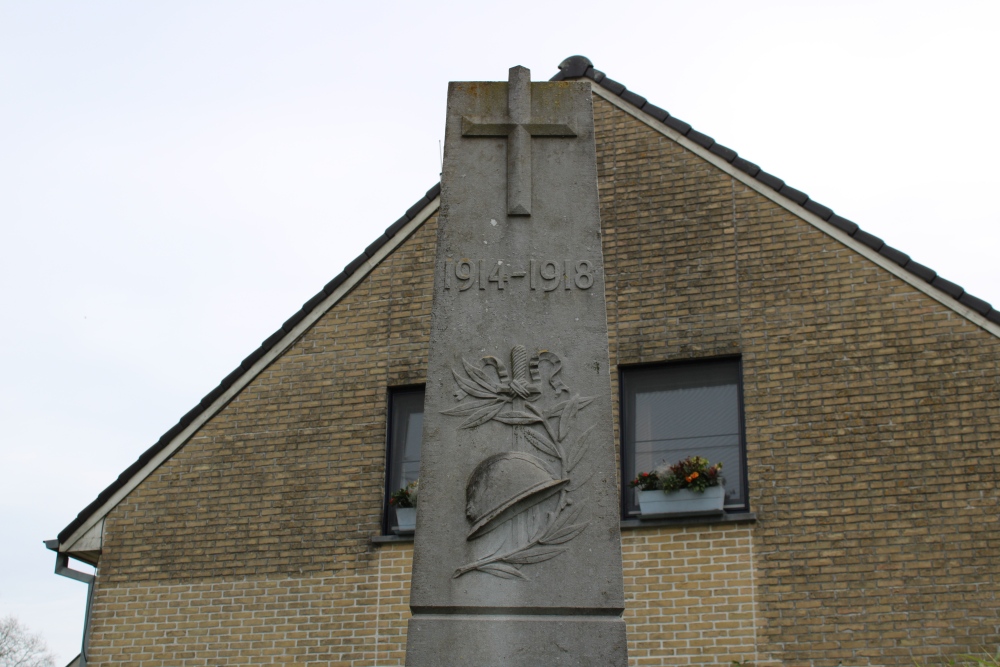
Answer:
xmin=47 ymin=56 xmax=1000 ymax=666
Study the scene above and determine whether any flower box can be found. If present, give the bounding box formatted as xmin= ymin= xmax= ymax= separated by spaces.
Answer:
xmin=394 ymin=507 xmax=416 ymax=535
xmin=638 ymin=485 xmax=725 ymax=519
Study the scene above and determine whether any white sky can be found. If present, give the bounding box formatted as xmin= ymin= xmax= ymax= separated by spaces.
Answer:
xmin=1 ymin=1 xmax=997 ymax=662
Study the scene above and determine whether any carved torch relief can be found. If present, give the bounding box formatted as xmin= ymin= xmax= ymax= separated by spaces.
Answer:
xmin=442 ymin=345 xmax=595 ymax=580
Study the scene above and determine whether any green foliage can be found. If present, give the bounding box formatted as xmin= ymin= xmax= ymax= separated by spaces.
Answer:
xmin=628 ymin=470 xmax=662 ymax=491
xmin=389 ymin=479 xmax=419 ymax=508
xmin=659 ymin=456 xmax=723 ymax=493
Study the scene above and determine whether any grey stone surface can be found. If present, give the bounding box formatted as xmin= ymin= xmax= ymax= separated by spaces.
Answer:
xmin=406 ymin=67 xmax=627 ymax=666
xmin=407 ymin=616 xmax=627 ymax=666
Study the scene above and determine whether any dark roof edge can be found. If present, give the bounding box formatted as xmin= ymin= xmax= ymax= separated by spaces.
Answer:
xmin=551 ymin=55 xmax=1000 ymax=329
xmin=56 ymin=183 xmax=442 ymax=544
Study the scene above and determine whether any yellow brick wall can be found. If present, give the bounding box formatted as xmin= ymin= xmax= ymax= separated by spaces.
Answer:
xmin=593 ymin=96 xmax=1000 ymax=665
xmin=84 ymin=94 xmax=1000 ymax=665
xmin=88 ymin=534 xmax=768 ymax=666
xmin=622 ymin=526 xmax=773 ymax=666
xmin=87 ymin=544 xmax=414 ymax=666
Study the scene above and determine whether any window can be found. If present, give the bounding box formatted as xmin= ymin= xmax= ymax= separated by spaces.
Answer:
xmin=383 ymin=386 xmax=424 ymax=534
xmin=621 ymin=358 xmax=748 ymax=517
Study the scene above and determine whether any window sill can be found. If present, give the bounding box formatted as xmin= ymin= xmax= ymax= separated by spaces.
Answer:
xmin=372 ymin=512 xmax=757 ymax=546
xmin=372 ymin=533 xmax=416 ymax=544
xmin=621 ymin=511 xmax=756 ymax=530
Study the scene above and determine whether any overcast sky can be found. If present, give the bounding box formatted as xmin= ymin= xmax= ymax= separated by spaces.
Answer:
xmin=1 ymin=1 xmax=997 ymax=662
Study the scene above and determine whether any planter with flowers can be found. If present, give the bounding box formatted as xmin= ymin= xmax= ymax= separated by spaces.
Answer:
xmin=629 ymin=456 xmax=725 ymax=518
xmin=389 ymin=479 xmax=419 ymax=534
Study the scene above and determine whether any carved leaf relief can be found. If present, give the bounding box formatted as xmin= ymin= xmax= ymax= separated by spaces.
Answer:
xmin=443 ymin=345 xmax=594 ymax=580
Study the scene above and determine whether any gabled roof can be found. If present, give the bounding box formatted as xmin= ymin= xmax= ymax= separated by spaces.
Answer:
xmin=551 ymin=55 xmax=999 ymax=321
xmin=56 ymin=55 xmax=1000 ymax=547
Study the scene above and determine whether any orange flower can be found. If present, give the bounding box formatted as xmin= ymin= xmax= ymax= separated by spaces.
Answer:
xmin=686 ymin=472 xmax=700 ymax=483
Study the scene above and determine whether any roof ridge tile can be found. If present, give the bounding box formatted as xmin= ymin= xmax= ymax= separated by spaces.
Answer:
xmin=852 ymin=229 xmax=885 ymax=252
xmin=732 ymin=157 xmax=761 ymax=177
xmin=686 ymin=129 xmax=715 ymax=150
xmin=709 ymin=144 xmax=738 ymax=164
xmin=903 ymin=260 xmax=936 ymax=283
xmin=803 ymin=200 xmax=834 ymax=221
xmin=778 ymin=184 xmax=809 ymax=206
xmin=597 ymin=76 xmax=626 ymax=96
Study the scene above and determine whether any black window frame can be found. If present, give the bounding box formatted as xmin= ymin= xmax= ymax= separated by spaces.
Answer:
xmin=619 ymin=356 xmax=749 ymax=518
xmin=382 ymin=384 xmax=425 ymax=535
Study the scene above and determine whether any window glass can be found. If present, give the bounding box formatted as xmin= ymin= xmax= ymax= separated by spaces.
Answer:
xmin=621 ymin=358 xmax=747 ymax=515
xmin=384 ymin=387 xmax=424 ymax=533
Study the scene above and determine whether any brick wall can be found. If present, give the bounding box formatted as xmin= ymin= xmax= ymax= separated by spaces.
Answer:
xmin=85 ymin=94 xmax=1000 ymax=665
xmin=87 ymin=544 xmax=413 ymax=666
xmin=622 ymin=526 xmax=770 ymax=666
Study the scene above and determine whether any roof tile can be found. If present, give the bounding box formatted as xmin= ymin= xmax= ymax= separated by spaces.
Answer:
xmin=323 ymin=273 xmax=347 ymax=295
xmin=778 ymin=184 xmax=808 ymax=205
xmin=904 ymin=260 xmax=936 ymax=283
xmin=803 ymin=200 xmax=834 ymax=221
xmin=240 ymin=346 xmax=268 ymax=370
xmin=598 ymin=76 xmax=626 ymax=96
xmin=878 ymin=245 xmax=910 ymax=267
xmin=406 ymin=196 xmax=431 ymax=219
xmin=553 ymin=55 xmax=593 ymax=80
xmin=365 ymin=234 xmax=390 ymax=258
xmin=343 ymin=254 xmax=368 ymax=275
xmin=959 ymin=292 xmax=991 ymax=315
xmin=179 ymin=404 xmax=204 ymax=426
xmin=931 ymin=276 xmax=964 ymax=299
xmin=640 ymin=102 xmax=669 ymax=122
xmin=687 ymin=130 xmax=715 ymax=149
xmin=663 ymin=116 xmax=691 ymax=135
xmin=732 ymin=157 xmax=761 ymax=177
xmin=755 ymin=171 xmax=784 ymax=191
xmin=620 ymin=90 xmax=646 ymax=108
xmin=220 ymin=367 xmax=245 ymax=388
xmin=386 ymin=214 xmax=412 ymax=238
xmin=260 ymin=329 xmax=285 ymax=349
xmin=301 ymin=291 xmax=326 ymax=313
xmin=709 ymin=144 xmax=738 ymax=163
xmin=852 ymin=229 xmax=885 ymax=251
xmin=199 ymin=386 xmax=226 ymax=408
xmin=281 ymin=310 xmax=307 ymax=333
xmin=828 ymin=215 xmax=859 ymax=235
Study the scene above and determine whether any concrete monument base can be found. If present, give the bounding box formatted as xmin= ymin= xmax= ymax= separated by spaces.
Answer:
xmin=406 ymin=615 xmax=628 ymax=666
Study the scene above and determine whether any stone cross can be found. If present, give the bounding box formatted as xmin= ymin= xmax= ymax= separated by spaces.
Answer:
xmin=406 ymin=67 xmax=628 ymax=666
xmin=461 ymin=66 xmax=577 ymax=216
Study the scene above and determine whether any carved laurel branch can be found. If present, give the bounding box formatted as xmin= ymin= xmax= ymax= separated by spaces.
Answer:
xmin=445 ymin=350 xmax=595 ymax=579
xmin=453 ymin=500 xmax=588 ymax=579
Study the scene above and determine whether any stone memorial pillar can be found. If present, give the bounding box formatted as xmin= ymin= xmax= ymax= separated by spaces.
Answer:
xmin=405 ymin=66 xmax=627 ymax=666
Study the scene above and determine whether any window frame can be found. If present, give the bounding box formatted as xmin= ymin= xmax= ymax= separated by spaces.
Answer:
xmin=619 ymin=356 xmax=749 ymax=519
xmin=382 ymin=384 xmax=426 ymax=535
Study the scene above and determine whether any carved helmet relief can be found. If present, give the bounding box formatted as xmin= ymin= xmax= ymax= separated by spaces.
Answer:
xmin=465 ymin=452 xmax=569 ymax=540
xmin=444 ymin=345 xmax=595 ymax=580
